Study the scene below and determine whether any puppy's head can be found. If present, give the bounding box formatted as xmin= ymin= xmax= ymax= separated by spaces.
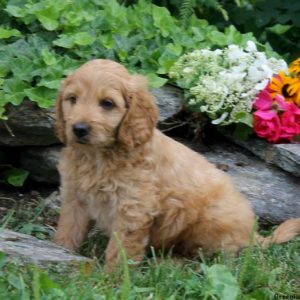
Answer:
xmin=56 ymin=59 xmax=159 ymax=149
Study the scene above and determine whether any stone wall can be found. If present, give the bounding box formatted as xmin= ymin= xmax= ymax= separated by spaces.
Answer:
xmin=1 ymin=86 xmax=300 ymax=225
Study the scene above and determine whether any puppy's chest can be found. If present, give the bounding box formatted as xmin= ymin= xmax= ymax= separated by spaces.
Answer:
xmin=75 ymin=171 xmax=124 ymax=234
xmin=61 ymin=154 xmax=127 ymax=233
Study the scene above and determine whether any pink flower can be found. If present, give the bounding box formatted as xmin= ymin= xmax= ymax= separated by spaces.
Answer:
xmin=275 ymin=94 xmax=290 ymax=111
xmin=280 ymin=102 xmax=300 ymax=141
xmin=254 ymin=90 xmax=273 ymax=110
xmin=254 ymin=110 xmax=281 ymax=142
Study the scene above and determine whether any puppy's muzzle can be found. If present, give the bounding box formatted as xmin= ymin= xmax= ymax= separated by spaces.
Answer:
xmin=72 ymin=122 xmax=91 ymax=142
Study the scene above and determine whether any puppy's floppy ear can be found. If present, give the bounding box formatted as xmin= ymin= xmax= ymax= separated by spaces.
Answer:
xmin=55 ymin=90 xmax=66 ymax=143
xmin=118 ymin=75 xmax=159 ymax=148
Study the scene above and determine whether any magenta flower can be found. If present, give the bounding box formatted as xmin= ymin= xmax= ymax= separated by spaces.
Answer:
xmin=280 ymin=102 xmax=300 ymax=141
xmin=253 ymin=90 xmax=273 ymax=111
xmin=254 ymin=110 xmax=281 ymax=142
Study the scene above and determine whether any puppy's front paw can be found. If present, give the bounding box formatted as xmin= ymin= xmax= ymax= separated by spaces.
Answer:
xmin=54 ymin=236 xmax=78 ymax=252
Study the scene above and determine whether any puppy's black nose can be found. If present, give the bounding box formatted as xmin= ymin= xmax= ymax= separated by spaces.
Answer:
xmin=72 ymin=122 xmax=91 ymax=138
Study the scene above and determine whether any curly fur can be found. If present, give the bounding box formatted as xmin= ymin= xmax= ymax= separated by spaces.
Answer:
xmin=54 ymin=59 xmax=300 ymax=269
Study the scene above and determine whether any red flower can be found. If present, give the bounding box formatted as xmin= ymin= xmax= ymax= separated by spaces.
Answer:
xmin=280 ymin=102 xmax=300 ymax=141
xmin=254 ymin=110 xmax=281 ymax=142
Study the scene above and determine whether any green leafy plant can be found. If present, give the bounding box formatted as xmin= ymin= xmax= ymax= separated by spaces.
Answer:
xmin=201 ymin=263 xmax=240 ymax=300
xmin=0 ymin=0 xmax=264 ymax=119
xmin=0 ymin=150 xmax=29 ymax=186
xmin=195 ymin=0 xmax=300 ymax=61
xmin=3 ymin=168 xmax=29 ymax=187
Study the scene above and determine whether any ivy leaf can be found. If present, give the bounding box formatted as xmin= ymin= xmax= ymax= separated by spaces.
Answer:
xmin=267 ymin=24 xmax=292 ymax=35
xmin=207 ymin=30 xmax=228 ymax=46
xmin=41 ymin=49 xmax=57 ymax=66
xmin=3 ymin=78 xmax=30 ymax=105
xmin=158 ymin=43 xmax=182 ymax=74
xmin=10 ymin=56 xmax=35 ymax=82
xmin=146 ymin=73 xmax=168 ymax=88
xmin=0 ymin=27 xmax=22 ymax=39
xmin=5 ymin=168 xmax=29 ymax=187
xmin=74 ymin=32 xmax=95 ymax=46
xmin=53 ymin=35 xmax=75 ymax=49
xmin=37 ymin=79 xmax=61 ymax=89
xmin=223 ymin=26 xmax=244 ymax=45
xmin=152 ymin=5 xmax=175 ymax=37
xmin=101 ymin=33 xmax=115 ymax=49
xmin=5 ymin=5 xmax=26 ymax=18
xmin=24 ymin=87 xmax=57 ymax=108
xmin=0 ymin=60 xmax=10 ymax=77
xmin=38 ymin=16 xmax=59 ymax=31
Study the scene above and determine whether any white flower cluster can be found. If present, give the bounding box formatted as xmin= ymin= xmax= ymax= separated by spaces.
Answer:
xmin=169 ymin=41 xmax=288 ymax=126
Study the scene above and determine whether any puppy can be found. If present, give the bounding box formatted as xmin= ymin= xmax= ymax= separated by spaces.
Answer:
xmin=54 ymin=59 xmax=300 ymax=268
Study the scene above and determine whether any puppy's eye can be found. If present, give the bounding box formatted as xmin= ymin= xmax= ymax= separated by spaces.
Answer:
xmin=68 ymin=95 xmax=77 ymax=105
xmin=99 ymin=98 xmax=115 ymax=110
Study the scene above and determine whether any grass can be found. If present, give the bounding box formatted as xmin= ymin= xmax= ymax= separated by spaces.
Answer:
xmin=0 ymin=192 xmax=299 ymax=300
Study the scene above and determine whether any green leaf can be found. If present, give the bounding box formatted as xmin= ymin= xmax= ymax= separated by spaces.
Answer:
xmin=41 ymin=49 xmax=57 ymax=66
xmin=158 ymin=44 xmax=182 ymax=74
xmin=234 ymin=111 xmax=253 ymax=127
xmin=5 ymin=5 xmax=26 ymax=18
xmin=0 ymin=107 xmax=6 ymax=120
xmin=5 ymin=168 xmax=29 ymax=187
xmin=223 ymin=25 xmax=244 ymax=45
xmin=37 ymin=79 xmax=61 ymax=90
xmin=24 ymin=86 xmax=57 ymax=108
xmin=267 ymin=24 xmax=292 ymax=35
xmin=201 ymin=264 xmax=240 ymax=300
xmin=101 ymin=33 xmax=115 ymax=49
xmin=146 ymin=73 xmax=168 ymax=88
xmin=10 ymin=56 xmax=35 ymax=82
xmin=3 ymin=78 xmax=30 ymax=105
xmin=0 ymin=60 xmax=10 ymax=77
xmin=0 ymin=27 xmax=22 ymax=39
xmin=0 ymin=252 xmax=6 ymax=270
xmin=152 ymin=5 xmax=175 ymax=37
xmin=53 ymin=35 xmax=75 ymax=49
xmin=39 ymin=272 xmax=61 ymax=292
xmin=207 ymin=30 xmax=228 ymax=46
xmin=38 ymin=16 xmax=59 ymax=31
xmin=8 ymin=273 xmax=24 ymax=290
xmin=74 ymin=32 xmax=95 ymax=46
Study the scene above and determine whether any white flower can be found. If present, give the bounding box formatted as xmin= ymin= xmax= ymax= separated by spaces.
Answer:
xmin=183 ymin=67 xmax=194 ymax=74
xmin=169 ymin=42 xmax=288 ymax=126
xmin=246 ymin=41 xmax=257 ymax=52
xmin=254 ymin=79 xmax=269 ymax=91
xmin=227 ymin=46 xmax=247 ymax=62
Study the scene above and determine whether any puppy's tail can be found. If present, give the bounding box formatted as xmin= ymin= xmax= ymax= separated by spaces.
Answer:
xmin=255 ymin=218 xmax=300 ymax=247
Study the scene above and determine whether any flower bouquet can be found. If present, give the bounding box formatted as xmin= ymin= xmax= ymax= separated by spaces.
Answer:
xmin=253 ymin=65 xmax=300 ymax=142
xmin=169 ymin=41 xmax=300 ymax=143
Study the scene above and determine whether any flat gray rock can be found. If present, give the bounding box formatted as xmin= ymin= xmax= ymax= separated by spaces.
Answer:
xmin=0 ymin=86 xmax=183 ymax=146
xmin=200 ymin=142 xmax=300 ymax=225
xmin=233 ymin=139 xmax=300 ymax=177
xmin=0 ymin=229 xmax=91 ymax=266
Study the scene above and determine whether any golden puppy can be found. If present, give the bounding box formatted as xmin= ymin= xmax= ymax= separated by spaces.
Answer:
xmin=54 ymin=59 xmax=300 ymax=268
